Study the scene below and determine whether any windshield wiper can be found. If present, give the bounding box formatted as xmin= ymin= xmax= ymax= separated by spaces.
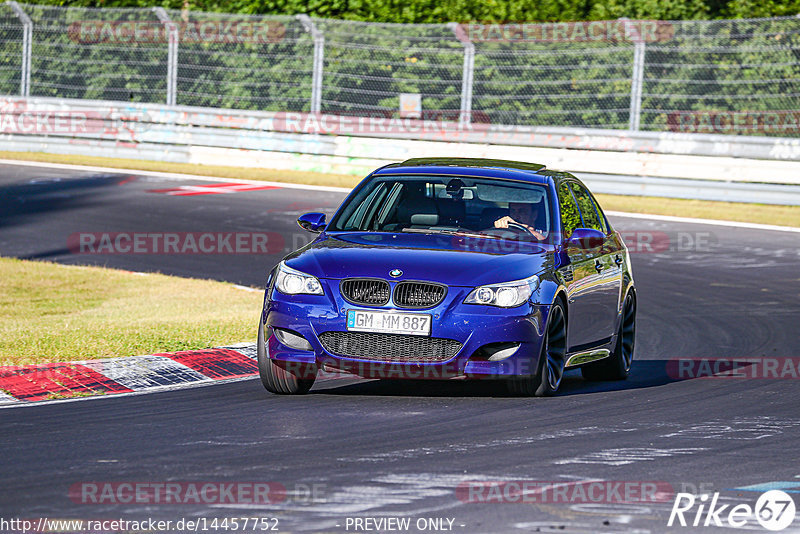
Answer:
xmin=401 ymin=228 xmax=502 ymax=240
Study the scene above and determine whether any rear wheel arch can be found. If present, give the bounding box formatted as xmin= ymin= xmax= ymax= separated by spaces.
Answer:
xmin=621 ymin=279 xmax=636 ymax=315
xmin=582 ymin=288 xmax=636 ymax=381
xmin=627 ymin=284 xmax=637 ymax=303
xmin=554 ymin=290 xmax=568 ymax=329
xmin=617 ymin=271 xmax=635 ymax=312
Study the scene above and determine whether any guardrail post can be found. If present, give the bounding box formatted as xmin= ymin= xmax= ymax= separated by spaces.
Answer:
xmin=448 ymin=22 xmax=474 ymax=127
xmin=153 ymin=7 xmax=178 ymax=106
xmin=296 ymin=15 xmax=324 ymax=114
xmin=622 ymin=18 xmax=645 ymax=131
xmin=6 ymin=1 xmax=32 ymax=97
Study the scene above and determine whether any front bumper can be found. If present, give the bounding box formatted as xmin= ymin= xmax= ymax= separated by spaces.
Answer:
xmin=262 ymin=280 xmax=551 ymax=380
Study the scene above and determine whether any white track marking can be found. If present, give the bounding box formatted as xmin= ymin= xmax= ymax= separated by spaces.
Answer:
xmin=659 ymin=417 xmax=800 ymax=441
xmin=233 ymin=284 xmax=261 ymax=292
xmin=211 ymin=472 xmax=476 ymax=517
xmin=338 ymin=426 xmax=640 ymax=463
xmin=0 ymin=391 xmax=20 ymax=404
xmin=4 ymin=158 xmax=800 ymax=232
xmin=554 ymin=447 xmax=707 ymax=466
xmin=606 ymin=210 xmax=800 ymax=233
xmin=0 ymin=159 xmax=353 ymax=192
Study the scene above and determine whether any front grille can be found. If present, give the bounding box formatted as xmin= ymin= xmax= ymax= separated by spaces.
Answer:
xmin=319 ymin=331 xmax=462 ymax=362
xmin=394 ymin=281 xmax=447 ymax=308
xmin=340 ymin=279 xmax=390 ymax=306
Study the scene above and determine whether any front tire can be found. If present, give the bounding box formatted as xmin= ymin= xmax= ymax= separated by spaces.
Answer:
xmin=581 ymin=291 xmax=636 ymax=381
xmin=257 ymin=322 xmax=317 ymax=395
xmin=507 ymin=301 xmax=567 ymax=397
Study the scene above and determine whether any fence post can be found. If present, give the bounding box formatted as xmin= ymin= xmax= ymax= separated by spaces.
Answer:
xmin=622 ymin=18 xmax=645 ymax=131
xmin=7 ymin=1 xmax=32 ymax=97
xmin=153 ymin=7 xmax=178 ymax=106
xmin=448 ymin=22 xmax=474 ymax=126
xmin=629 ymin=41 xmax=645 ymax=131
xmin=296 ymin=15 xmax=324 ymax=114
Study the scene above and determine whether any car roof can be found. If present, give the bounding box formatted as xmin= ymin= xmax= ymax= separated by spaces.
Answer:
xmin=374 ymin=157 xmax=552 ymax=185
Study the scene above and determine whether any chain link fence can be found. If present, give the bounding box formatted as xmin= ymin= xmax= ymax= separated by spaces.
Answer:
xmin=1 ymin=2 xmax=799 ymax=136
xmin=643 ymin=18 xmax=800 ymax=134
xmin=0 ymin=2 xmax=25 ymax=96
xmin=17 ymin=4 xmax=169 ymax=102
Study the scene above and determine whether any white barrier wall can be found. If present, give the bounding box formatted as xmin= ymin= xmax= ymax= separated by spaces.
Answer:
xmin=2 ymin=96 xmax=800 ymax=195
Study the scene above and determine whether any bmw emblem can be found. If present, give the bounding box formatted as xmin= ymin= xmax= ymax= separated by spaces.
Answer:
xmin=389 ymin=269 xmax=403 ymax=278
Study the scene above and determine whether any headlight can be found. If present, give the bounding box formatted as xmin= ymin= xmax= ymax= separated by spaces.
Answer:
xmin=275 ymin=261 xmax=323 ymax=295
xmin=464 ymin=274 xmax=539 ymax=308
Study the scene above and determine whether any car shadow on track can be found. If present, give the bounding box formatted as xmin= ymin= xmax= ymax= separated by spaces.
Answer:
xmin=0 ymin=173 xmax=133 ymax=230
xmin=309 ymin=359 xmax=686 ymax=398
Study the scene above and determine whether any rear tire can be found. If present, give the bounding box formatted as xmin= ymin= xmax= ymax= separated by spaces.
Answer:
xmin=507 ymin=301 xmax=567 ymax=397
xmin=257 ymin=322 xmax=317 ymax=395
xmin=581 ymin=291 xmax=636 ymax=381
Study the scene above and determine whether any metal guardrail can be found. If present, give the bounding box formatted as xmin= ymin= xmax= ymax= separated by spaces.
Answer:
xmin=3 ymin=96 xmax=800 ymax=162
xmin=579 ymin=173 xmax=800 ymax=206
xmin=4 ymin=133 xmax=799 ymax=205
xmin=1 ymin=96 xmax=800 ymax=204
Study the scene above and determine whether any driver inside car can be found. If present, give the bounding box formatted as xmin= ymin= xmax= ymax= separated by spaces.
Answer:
xmin=494 ymin=202 xmax=546 ymax=240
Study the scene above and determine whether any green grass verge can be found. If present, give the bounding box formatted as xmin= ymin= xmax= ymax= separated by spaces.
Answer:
xmin=0 ymin=257 xmax=262 ymax=366
xmin=595 ymin=194 xmax=800 ymax=228
xmin=1 ymin=150 xmax=799 ymax=227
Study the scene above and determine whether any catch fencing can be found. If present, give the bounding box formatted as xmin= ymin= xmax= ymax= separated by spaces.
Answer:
xmin=1 ymin=3 xmax=799 ymax=136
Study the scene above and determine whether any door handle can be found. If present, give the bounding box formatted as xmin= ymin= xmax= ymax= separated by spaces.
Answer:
xmin=595 ymin=260 xmax=603 ymax=272
xmin=614 ymin=254 xmax=623 ymax=265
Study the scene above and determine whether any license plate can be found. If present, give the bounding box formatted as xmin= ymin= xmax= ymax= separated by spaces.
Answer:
xmin=346 ymin=309 xmax=431 ymax=336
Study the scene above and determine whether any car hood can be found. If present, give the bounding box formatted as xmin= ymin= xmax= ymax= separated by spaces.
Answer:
xmin=285 ymin=232 xmax=554 ymax=286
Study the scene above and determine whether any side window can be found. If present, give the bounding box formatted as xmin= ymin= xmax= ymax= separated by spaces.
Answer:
xmin=557 ymin=182 xmax=582 ymax=238
xmin=591 ymin=194 xmax=610 ymax=234
xmin=569 ymin=182 xmax=604 ymax=233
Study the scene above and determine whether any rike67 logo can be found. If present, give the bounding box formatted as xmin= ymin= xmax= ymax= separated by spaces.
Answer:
xmin=668 ymin=490 xmax=796 ymax=531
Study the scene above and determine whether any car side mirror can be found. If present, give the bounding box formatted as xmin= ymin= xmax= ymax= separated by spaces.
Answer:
xmin=566 ymin=228 xmax=604 ymax=249
xmin=297 ymin=212 xmax=326 ymax=233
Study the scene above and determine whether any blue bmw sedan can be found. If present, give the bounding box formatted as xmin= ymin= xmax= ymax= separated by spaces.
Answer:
xmin=258 ymin=158 xmax=636 ymax=396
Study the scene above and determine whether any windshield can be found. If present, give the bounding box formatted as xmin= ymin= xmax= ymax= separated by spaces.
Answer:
xmin=328 ymin=175 xmax=552 ymax=240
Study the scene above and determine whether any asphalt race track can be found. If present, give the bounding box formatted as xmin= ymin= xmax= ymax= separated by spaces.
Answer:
xmin=1 ymin=163 xmax=800 ymax=533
